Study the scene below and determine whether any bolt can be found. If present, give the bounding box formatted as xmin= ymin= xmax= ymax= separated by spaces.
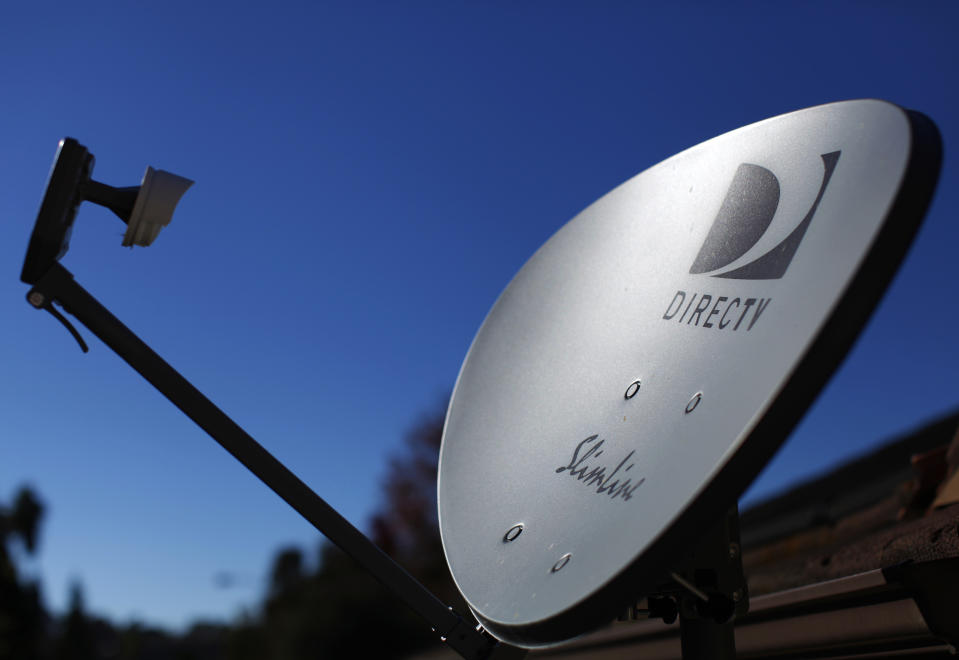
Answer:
xmin=503 ymin=524 xmax=523 ymax=543
xmin=27 ymin=291 xmax=46 ymax=308
xmin=551 ymin=553 xmax=572 ymax=573
xmin=685 ymin=392 xmax=702 ymax=414
xmin=728 ymin=542 xmax=740 ymax=560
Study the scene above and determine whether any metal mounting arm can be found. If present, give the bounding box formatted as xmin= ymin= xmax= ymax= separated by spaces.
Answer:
xmin=26 ymin=262 xmax=523 ymax=660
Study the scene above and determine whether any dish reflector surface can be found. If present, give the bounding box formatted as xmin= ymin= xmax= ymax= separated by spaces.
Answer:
xmin=438 ymin=100 xmax=940 ymax=646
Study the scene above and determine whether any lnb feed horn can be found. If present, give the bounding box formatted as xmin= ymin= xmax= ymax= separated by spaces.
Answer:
xmin=21 ymin=137 xmax=192 ymax=285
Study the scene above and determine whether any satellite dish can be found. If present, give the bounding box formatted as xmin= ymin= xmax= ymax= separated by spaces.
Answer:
xmin=437 ymin=100 xmax=941 ymax=647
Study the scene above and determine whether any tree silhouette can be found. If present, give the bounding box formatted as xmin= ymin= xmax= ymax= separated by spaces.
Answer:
xmin=0 ymin=402 xmax=466 ymax=659
xmin=0 ymin=487 xmax=47 ymax=660
xmin=369 ymin=404 xmax=466 ymax=609
xmin=53 ymin=582 xmax=96 ymax=660
xmin=245 ymin=400 xmax=468 ymax=658
xmin=0 ymin=486 xmax=47 ymax=660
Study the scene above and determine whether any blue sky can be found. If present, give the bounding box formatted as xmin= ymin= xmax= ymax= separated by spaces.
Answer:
xmin=1 ymin=1 xmax=957 ymax=632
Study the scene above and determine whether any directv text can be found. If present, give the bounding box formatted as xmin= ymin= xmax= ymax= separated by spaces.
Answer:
xmin=662 ymin=290 xmax=771 ymax=331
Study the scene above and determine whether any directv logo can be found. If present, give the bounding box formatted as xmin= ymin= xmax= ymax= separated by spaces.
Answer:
xmin=662 ymin=151 xmax=840 ymax=332
xmin=690 ymin=151 xmax=840 ymax=280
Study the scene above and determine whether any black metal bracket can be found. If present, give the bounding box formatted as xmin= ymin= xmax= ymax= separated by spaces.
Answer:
xmin=20 ymin=137 xmax=164 ymax=287
xmin=26 ymin=286 xmax=88 ymax=353
xmin=624 ymin=505 xmax=748 ymax=659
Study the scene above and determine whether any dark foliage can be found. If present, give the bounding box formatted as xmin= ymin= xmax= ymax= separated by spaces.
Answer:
xmin=246 ymin=401 xmax=468 ymax=657
xmin=0 ymin=486 xmax=47 ymax=660
xmin=4 ymin=402 xmax=460 ymax=658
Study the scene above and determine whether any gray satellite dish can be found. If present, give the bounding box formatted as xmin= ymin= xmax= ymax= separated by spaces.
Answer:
xmin=438 ymin=100 xmax=941 ymax=646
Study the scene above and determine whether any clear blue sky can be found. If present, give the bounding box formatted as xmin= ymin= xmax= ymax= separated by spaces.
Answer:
xmin=1 ymin=1 xmax=956 ymax=632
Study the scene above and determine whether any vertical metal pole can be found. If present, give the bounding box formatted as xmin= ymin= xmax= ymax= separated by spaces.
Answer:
xmin=680 ymin=615 xmax=736 ymax=660
xmin=673 ymin=505 xmax=746 ymax=660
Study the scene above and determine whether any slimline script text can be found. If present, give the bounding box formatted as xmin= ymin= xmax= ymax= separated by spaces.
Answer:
xmin=555 ymin=435 xmax=645 ymax=502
